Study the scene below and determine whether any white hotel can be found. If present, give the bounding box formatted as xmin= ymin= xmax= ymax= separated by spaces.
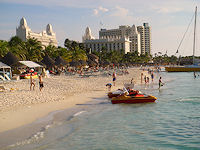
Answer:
xmin=16 ymin=17 xmax=58 ymax=47
xmin=83 ymin=23 xmax=152 ymax=55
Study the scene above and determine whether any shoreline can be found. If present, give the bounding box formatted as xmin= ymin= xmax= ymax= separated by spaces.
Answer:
xmin=0 ymin=67 xmax=148 ymax=147
xmin=0 ymin=90 xmax=106 ymax=148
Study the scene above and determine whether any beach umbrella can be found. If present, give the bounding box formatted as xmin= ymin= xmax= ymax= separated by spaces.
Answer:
xmin=87 ymin=54 xmax=99 ymax=63
xmin=79 ymin=60 xmax=88 ymax=66
xmin=2 ymin=52 xmax=19 ymax=66
xmin=55 ymin=56 xmax=68 ymax=66
xmin=69 ymin=60 xmax=81 ymax=67
xmin=100 ymin=61 xmax=110 ymax=67
xmin=41 ymin=55 xmax=55 ymax=68
xmin=87 ymin=59 xmax=98 ymax=67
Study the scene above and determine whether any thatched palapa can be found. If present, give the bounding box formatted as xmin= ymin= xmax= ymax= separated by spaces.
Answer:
xmin=41 ymin=55 xmax=55 ymax=68
xmin=2 ymin=52 xmax=19 ymax=67
xmin=55 ymin=56 xmax=68 ymax=66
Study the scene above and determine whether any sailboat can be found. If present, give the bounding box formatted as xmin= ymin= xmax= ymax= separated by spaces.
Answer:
xmin=165 ymin=6 xmax=200 ymax=72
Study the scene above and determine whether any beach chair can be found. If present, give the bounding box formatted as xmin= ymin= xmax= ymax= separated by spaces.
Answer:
xmin=0 ymin=86 xmax=6 ymax=91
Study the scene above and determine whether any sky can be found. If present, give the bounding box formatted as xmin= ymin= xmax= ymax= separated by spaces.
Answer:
xmin=1 ymin=0 xmax=200 ymax=56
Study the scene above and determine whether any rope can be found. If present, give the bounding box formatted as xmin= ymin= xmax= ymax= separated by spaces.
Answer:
xmin=175 ymin=13 xmax=195 ymax=55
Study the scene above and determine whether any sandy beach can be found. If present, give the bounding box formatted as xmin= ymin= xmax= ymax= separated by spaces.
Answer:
xmin=0 ymin=68 xmax=146 ymax=133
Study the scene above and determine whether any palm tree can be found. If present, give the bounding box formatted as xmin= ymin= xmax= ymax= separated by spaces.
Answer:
xmin=8 ymin=36 xmax=26 ymax=60
xmin=0 ymin=40 xmax=9 ymax=57
xmin=45 ymin=45 xmax=58 ymax=58
xmin=23 ymin=38 xmax=43 ymax=62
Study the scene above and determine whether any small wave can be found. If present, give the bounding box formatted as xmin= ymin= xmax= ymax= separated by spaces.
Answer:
xmin=7 ymin=124 xmax=53 ymax=148
xmin=176 ymin=97 xmax=200 ymax=104
xmin=73 ymin=111 xmax=87 ymax=117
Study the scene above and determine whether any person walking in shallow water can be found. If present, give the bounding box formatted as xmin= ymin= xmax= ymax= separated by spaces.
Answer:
xmin=159 ymin=77 xmax=163 ymax=89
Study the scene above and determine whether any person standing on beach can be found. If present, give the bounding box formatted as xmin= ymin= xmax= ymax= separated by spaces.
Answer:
xmin=30 ymin=73 xmax=35 ymax=91
xmin=39 ymin=75 xmax=44 ymax=91
xmin=112 ymin=72 xmax=116 ymax=86
xmin=141 ymin=73 xmax=143 ymax=83
xmin=144 ymin=75 xmax=147 ymax=84
xmin=151 ymin=72 xmax=154 ymax=82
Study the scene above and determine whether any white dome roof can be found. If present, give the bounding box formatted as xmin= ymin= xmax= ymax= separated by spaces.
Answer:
xmin=20 ymin=17 xmax=27 ymax=27
xmin=46 ymin=24 xmax=53 ymax=34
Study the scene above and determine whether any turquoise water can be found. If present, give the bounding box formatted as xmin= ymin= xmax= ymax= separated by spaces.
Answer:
xmin=8 ymin=72 xmax=200 ymax=150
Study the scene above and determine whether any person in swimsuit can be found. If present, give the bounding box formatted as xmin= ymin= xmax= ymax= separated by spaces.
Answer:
xmin=159 ymin=77 xmax=163 ymax=89
xmin=112 ymin=72 xmax=116 ymax=86
xmin=30 ymin=73 xmax=35 ymax=91
xmin=39 ymin=74 xmax=44 ymax=91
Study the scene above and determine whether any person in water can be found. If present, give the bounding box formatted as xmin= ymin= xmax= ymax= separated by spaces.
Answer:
xmin=159 ymin=77 xmax=163 ymax=89
xmin=112 ymin=72 xmax=116 ymax=86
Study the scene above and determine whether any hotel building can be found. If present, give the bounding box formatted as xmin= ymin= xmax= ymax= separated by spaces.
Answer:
xmin=16 ymin=17 xmax=58 ymax=47
xmin=82 ymin=27 xmax=131 ymax=54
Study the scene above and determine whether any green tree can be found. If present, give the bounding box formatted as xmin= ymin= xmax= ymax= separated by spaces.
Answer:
xmin=0 ymin=40 xmax=9 ymax=57
xmin=23 ymin=38 xmax=43 ymax=62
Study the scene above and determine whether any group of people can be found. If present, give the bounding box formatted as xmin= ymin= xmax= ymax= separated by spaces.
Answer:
xmin=141 ymin=71 xmax=163 ymax=89
xmin=141 ymin=72 xmax=154 ymax=84
xmin=30 ymin=73 xmax=44 ymax=91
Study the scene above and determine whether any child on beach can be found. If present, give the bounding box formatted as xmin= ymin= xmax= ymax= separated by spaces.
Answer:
xmin=106 ymin=83 xmax=112 ymax=91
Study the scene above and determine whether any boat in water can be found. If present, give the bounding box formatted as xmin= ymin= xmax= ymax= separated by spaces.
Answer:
xmin=108 ymin=86 xmax=134 ymax=98
xmin=165 ymin=65 xmax=200 ymax=72
xmin=111 ymin=94 xmax=157 ymax=104
xmin=165 ymin=6 xmax=200 ymax=72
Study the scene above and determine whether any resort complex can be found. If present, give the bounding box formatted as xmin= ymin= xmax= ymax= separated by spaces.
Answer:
xmin=1 ymin=4 xmax=200 ymax=149
xmin=82 ymin=23 xmax=152 ymax=55
xmin=16 ymin=17 xmax=58 ymax=47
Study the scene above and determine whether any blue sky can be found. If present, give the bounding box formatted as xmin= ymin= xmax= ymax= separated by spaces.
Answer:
xmin=0 ymin=0 xmax=200 ymax=56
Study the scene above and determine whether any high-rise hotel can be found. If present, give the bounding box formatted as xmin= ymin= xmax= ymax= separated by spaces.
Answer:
xmin=83 ymin=23 xmax=152 ymax=55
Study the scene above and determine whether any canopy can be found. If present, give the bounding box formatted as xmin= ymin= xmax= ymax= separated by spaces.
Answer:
xmin=0 ymin=61 xmax=11 ymax=69
xmin=19 ymin=61 xmax=42 ymax=68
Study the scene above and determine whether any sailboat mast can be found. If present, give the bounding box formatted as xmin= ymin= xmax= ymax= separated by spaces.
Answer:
xmin=193 ymin=6 xmax=197 ymax=65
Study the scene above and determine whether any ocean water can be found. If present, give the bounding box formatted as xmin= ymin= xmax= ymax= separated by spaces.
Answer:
xmin=5 ymin=72 xmax=200 ymax=150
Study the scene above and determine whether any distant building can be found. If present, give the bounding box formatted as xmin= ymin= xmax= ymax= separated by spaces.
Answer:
xmin=99 ymin=25 xmax=141 ymax=54
xmin=16 ymin=17 xmax=58 ymax=47
xmin=100 ymin=24 xmax=152 ymax=55
xmin=82 ymin=27 xmax=131 ymax=54
xmin=137 ymin=23 xmax=152 ymax=55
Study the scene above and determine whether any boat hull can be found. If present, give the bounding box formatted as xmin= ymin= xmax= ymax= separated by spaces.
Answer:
xmin=111 ymin=95 xmax=157 ymax=104
xmin=165 ymin=66 xmax=200 ymax=72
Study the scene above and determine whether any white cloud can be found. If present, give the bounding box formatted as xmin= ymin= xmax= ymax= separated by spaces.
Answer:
xmin=153 ymin=6 xmax=183 ymax=14
xmin=93 ymin=6 xmax=109 ymax=16
xmin=99 ymin=6 xmax=108 ymax=12
xmin=110 ymin=6 xmax=129 ymax=17
xmin=93 ymin=9 xmax=99 ymax=15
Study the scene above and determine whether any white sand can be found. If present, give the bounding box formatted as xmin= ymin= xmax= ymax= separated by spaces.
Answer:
xmin=0 ymin=68 xmax=146 ymax=132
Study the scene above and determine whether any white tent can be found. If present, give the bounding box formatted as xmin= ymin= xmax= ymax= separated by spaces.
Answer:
xmin=0 ymin=61 xmax=12 ymax=80
xmin=19 ymin=61 xmax=42 ymax=68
